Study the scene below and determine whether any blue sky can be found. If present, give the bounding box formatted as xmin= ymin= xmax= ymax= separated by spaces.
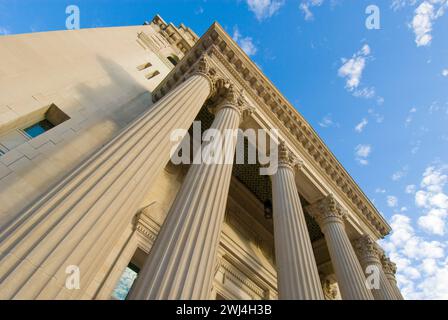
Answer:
xmin=1 ymin=0 xmax=447 ymax=299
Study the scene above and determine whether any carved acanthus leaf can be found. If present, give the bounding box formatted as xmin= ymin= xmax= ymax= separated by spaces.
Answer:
xmin=306 ymin=194 xmax=347 ymax=227
xmin=381 ymin=255 xmax=397 ymax=276
xmin=278 ymin=140 xmax=302 ymax=169
xmin=352 ymin=234 xmax=383 ymax=262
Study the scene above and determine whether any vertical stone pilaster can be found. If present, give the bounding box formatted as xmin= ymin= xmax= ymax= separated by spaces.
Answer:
xmin=381 ymin=255 xmax=404 ymax=300
xmin=0 ymin=55 xmax=216 ymax=300
xmin=128 ymin=84 xmax=253 ymax=300
xmin=353 ymin=235 xmax=397 ymax=300
xmin=271 ymin=142 xmax=324 ymax=300
xmin=307 ymin=195 xmax=374 ymax=300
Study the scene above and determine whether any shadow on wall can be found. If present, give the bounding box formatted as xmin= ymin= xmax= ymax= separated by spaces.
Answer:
xmin=0 ymin=54 xmax=157 ymax=226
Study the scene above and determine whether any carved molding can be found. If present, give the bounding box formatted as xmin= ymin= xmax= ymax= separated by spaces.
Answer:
xmin=352 ymin=234 xmax=383 ymax=263
xmin=321 ymin=278 xmax=340 ymax=300
xmin=278 ymin=140 xmax=302 ymax=170
xmin=152 ymin=53 xmax=218 ymax=102
xmin=209 ymin=82 xmax=255 ymax=123
xmin=381 ymin=255 xmax=397 ymax=277
xmin=306 ymin=194 xmax=348 ymax=227
xmin=134 ymin=204 xmax=161 ymax=252
xmin=217 ymin=258 xmax=267 ymax=299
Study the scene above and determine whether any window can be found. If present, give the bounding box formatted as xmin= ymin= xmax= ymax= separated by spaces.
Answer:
xmin=145 ymin=70 xmax=160 ymax=80
xmin=167 ymin=55 xmax=179 ymax=66
xmin=0 ymin=143 xmax=7 ymax=156
xmin=23 ymin=120 xmax=54 ymax=138
xmin=111 ymin=263 xmax=140 ymax=300
xmin=20 ymin=104 xmax=70 ymax=139
xmin=136 ymin=62 xmax=152 ymax=71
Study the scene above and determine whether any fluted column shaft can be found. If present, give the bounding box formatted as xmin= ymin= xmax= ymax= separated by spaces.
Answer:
xmin=307 ymin=196 xmax=374 ymax=300
xmin=129 ymin=86 xmax=247 ymax=300
xmin=353 ymin=236 xmax=397 ymax=300
xmin=271 ymin=144 xmax=324 ymax=300
xmin=384 ymin=274 xmax=404 ymax=300
xmin=321 ymin=221 xmax=373 ymax=300
xmin=0 ymin=58 xmax=214 ymax=299
xmin=382 ymin=256 xmax=404 ymax=300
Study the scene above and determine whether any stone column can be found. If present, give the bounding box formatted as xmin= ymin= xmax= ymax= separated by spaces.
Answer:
xmin=353 ymin=235 xmax=397 ymax=300
xmin=307 ymin=195 xmax=374 ymax=300
xmin=381 ymin=255 xmax=404 ymax=300
xmin=271 ymin=142 xmax=324 ymax=300
xmin=0 ymin=55 xmax=216 ymax=300
xmin=128 ymin=84 xmax=253 ymax=300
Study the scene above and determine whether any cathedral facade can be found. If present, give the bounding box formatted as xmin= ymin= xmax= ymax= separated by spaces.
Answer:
xmin=0 ymin=15 xmax=402 ymax=300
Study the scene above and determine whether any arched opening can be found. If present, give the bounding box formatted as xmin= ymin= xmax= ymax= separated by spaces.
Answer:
xmin=167 ymin=55 xmax=180 ymax=66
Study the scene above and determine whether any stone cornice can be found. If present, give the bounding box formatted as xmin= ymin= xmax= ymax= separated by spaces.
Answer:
xmin=151 ymin=18 xmax=391 ymax=238
xmin=151 ymin=14 xmax=199 ymax=54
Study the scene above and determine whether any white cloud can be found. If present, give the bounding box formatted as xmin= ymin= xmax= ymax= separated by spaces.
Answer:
xmin=415 ymin=165 xmax=448 ymax=235
xmin=380 ymin=213 xmax=448 ymax=299
xmin=338 ymin=44 xmax=371 ymax=91
xmin=355 ymin=118 xmax=368 ymax=133
xmin=0 ymin=26 xmax=10 ymax=35
xmin=387 ymin=195 xmax=399 ymax=207
xmin=355 ymin=144 xmax=371 ymax=165
xmin=352 ymin=87 xmax=376 ymax=99
xmin=412 ymin=2 xmax=435 ymax=46
xmin=319 ymin=114 xmax=339 ymax=128
xmin=419 ymin=213 xmax=445 ymax=235
xmin=411 ymin=0 xmax=448 ymax=47
xmin=392 ymin=166 xmax=409 ymax=181
xmin=442 ymin=69 xmax=448 ymax=77
xmin=411 ymin=140 xmax=422 ymax=154
xmin=246 ymin=0 xmax=284 ymax=21
xmin=194 ymin=6 xmax=204 ymax=15
xmin=376 ymin=188 xmax=386 ymax=193
xmin=368 ymin=108 xmax=385 ymax=123
xmin=299 ymin=0 xmax=324 ymax=21
xmin=405 ymin=107 xmax=417 ymax=126
xmin=406 ymin=184 xmax=417 ymax=194
xmin=392 ymin=0 xmax=448 ymax=47
xmin=232 ymin=27 xmax=258 ymax=56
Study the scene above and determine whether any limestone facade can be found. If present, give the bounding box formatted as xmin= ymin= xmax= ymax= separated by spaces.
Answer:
xmin=0 ymin=15 xmax=401 ymax=300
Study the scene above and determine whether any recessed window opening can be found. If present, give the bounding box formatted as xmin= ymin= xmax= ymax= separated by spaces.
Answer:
xmin=145 ymin=70 xmax=160 ymax=80
xmin=21 ymin=104 xmax=70 ymax=139
xmin=137 ymin=62 xmax=152 ymax=71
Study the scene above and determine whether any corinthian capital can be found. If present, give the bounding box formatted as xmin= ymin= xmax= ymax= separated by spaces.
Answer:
xmin=381 ymin=255 xmax=397 ymax=276
xmin=190 ymin=54 xmax=217 ymax=95
xmin=278 ymin=141 xmax=302 ymax=170
xmin=306 ymin=194 xmax=347 ymax=227
xmin=211 ymin=82 xmax=254 ymax=121
xmin=352 ymin=234 xmax=383 ymax=263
